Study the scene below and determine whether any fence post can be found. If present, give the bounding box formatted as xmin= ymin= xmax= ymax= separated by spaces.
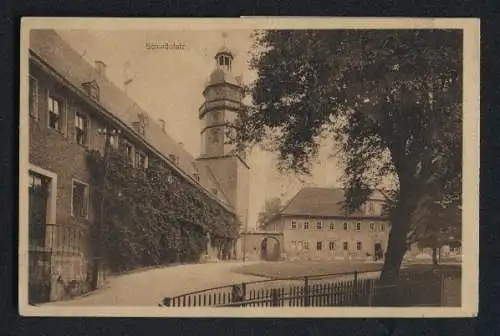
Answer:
xmin=271 ymin=288 xmax=280 ymax=307
xmin=304 ymin=276 xmax=310 ymax=307
xmin=353 ymin=271 xmax=358 ymax=305
xmin=163 ymin=297 xmax=171 ymax=307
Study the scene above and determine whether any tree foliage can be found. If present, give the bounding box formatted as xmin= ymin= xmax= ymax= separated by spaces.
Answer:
xmin=86 ymin=149 xmax=240 ymax=273
xmin=232 ymin=29 xmax=462 ymax=280
xmin=257 ymin=197 xmax=282 ymax=229
xmin=412 ymin=201 xmax=461 ymax=264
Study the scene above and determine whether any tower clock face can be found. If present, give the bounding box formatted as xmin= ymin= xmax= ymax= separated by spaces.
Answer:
xmin=214 ymin=87 xmax=223 ymax=98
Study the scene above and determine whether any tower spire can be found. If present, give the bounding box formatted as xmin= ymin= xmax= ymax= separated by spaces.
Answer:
xmin=215 ymin=31 xmax=233 ymax=71
xmin=222 ymin=31 xmax=228 ymax=46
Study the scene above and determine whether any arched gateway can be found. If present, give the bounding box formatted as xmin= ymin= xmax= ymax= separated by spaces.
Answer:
xmin=236 ymin=232 xmax=284 ymax=261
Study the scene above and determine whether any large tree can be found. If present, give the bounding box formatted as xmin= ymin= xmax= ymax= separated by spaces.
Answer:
xmin=231 ymin=30 xmax=462 ymax=282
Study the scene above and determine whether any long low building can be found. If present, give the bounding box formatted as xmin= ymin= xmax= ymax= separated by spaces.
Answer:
xmin=263 ymin=188 xmax=391 ymax=261
xmin=26 ymin=30 xmax=249 ymax=303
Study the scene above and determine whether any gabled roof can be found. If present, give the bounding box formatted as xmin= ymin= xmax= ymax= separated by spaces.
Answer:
xmin=280 ymin=187 xmax=386 ymax=218
xmin=29 ymin=29 xmax=232 ymax=212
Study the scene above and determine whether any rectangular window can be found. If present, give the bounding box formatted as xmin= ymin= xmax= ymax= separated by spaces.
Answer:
xmin=75 ymin=112 xmax=89 ymax=147
xmin=356 ymin=222 xmax=361 ymax=231
xmin=329 ymin=241 xmax=335 ymax=251
xmin=343 ymin=222 xmax=348 ymax=231
xmin=29 ymin=76 xmax=38 ymax=118
xmin=108 ymin=128 xmax=120 ymax=148
xmin=303 ymin=221 xmax=310 ymax=230
xmin=356 ymin=241 xmax=362 ymax=251
xmin=122 ymin=140 xmax=134 ymax=164
xmin=303 ymin=241 xmax=309 ymax=250
xmin=316 ymin=241 xmax=322 ymax=251
xmin=380 ymin=224 xmax=386 ymax=231
xmin=329 ymin=222 xmax=335 ymax=230
xmin=28 ymin=171 xmax=51 ymax=247
xmin=48 ymin=95 xmax=62 ymax=131
xmin=290 ymin=221 xmax=297 ymax=229
xmin=135 ymin=150 xmax=148 ymax=169
xmin=368 ymin=201 xmax=375 ymax=215
xmin=166 ymin=174 xmax=175 ymax=184
xmin=297 ymin=241 xmax=303 ymax=251
xmin=369 ymin=222 xmax=375 ymax=231
xmin=343 ymin=241 xmax=348 ymax=251
xmin=210 ymin=128 xmax=220 ymax=143
xmin=72 ymin=180 xmax=88 ymax=218
xmin=316 ymin=221 xmax=323 ymax=230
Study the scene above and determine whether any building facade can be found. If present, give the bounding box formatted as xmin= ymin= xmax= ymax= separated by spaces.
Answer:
xmin=265 ymin=188 xmax=390 ymax=261
xmin=26 ymin=30 xmax=248 ymax=302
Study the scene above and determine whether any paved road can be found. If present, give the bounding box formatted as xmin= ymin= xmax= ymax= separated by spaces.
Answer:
xmin=44 ymin=261 xmax=266 ymax=307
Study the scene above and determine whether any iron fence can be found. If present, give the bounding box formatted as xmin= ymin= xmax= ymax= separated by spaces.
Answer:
xmin=161 ymin=267 xmax=461 ymax=307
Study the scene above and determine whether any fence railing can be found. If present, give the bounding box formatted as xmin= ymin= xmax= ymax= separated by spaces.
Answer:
xmin=161 ymin=267 xmax=461 ymax=307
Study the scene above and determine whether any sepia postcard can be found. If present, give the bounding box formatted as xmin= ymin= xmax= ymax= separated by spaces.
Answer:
xmin=19 ymin=17 xmax=479 ymax=318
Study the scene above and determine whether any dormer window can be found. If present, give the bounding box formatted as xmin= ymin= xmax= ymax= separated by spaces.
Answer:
xmin=169 ymin=154 xmax=179 ymax=165
xmin=82 ymin=80 xmax=100 ymax=101
xmin=132 ymin=122 xmax=145 ymax=136
xmin=192 ymin=166 xmax=200 ymax=182
xmin=132 ymin=112 xmax=149 ymax=137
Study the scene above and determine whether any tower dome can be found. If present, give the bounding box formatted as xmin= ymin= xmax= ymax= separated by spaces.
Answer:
xmin=215 ymin=45 xmax=233 ymax=58
xmin=206 ymin=68 xmax=240 ymax=87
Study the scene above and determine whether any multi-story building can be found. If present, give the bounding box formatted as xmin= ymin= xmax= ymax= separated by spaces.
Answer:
xmin=264 ymin=188 xmax=390 ymax=261
xmin=26 ymin=29 xmax=249 ymax=302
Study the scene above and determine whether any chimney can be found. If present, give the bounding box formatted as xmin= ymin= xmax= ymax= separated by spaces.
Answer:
xmin=158 ymin=119 xmax=166 ymax=133
xmin=95 ymin=61 xmax=107 ymax=76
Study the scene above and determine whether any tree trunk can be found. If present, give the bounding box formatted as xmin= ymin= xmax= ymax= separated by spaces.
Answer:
xmin=432 ymin=247 xmax=439 ymax=265
xmin=379 ymin=186 xmax=416 ymax=284
xmin=379 ymin=217 xmax=410 ymax=283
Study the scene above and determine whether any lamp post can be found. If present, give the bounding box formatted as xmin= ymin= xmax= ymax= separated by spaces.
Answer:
xmin=90 ymin=127 xmax=120 ymax=290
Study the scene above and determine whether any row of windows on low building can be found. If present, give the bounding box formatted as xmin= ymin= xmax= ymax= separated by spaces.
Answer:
xmin=28 ymin=74 xmax=192 ymax=176
xmin=289 ymin=220 xmax=386 ymax=232
xmin=290 ymin=240 xmax=365 ymax=252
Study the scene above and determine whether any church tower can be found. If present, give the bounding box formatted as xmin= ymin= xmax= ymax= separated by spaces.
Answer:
xmin=196 ymin=35 xmax=250 ymax=231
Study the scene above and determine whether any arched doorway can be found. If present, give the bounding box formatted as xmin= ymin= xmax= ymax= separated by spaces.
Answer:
xmin=260 ymin=237 xmax=281 ymax=261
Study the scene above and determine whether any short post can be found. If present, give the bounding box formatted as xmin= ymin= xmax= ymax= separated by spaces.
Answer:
xmin=304 ymin=276 xmax=310 ymax=307
xmin=231 ymin=283 xmax=247 ymax=306
xmin=271 ymin=288 xmax=280 ymax=307
xmin=163 ymin=297 xmax=172 ymax=307
xmin=353 ymin=271 xmax=358 ymax=305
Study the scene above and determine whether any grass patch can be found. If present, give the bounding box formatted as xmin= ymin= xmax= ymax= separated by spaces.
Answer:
xmin=233 ymin=261 xmax=383 ymax=279
xmin=233 ymin=260 xmax=461 ymax=280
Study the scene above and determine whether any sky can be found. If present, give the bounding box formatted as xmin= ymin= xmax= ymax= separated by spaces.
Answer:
xmin=57 ymin=29 xmax=345 ymax=230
